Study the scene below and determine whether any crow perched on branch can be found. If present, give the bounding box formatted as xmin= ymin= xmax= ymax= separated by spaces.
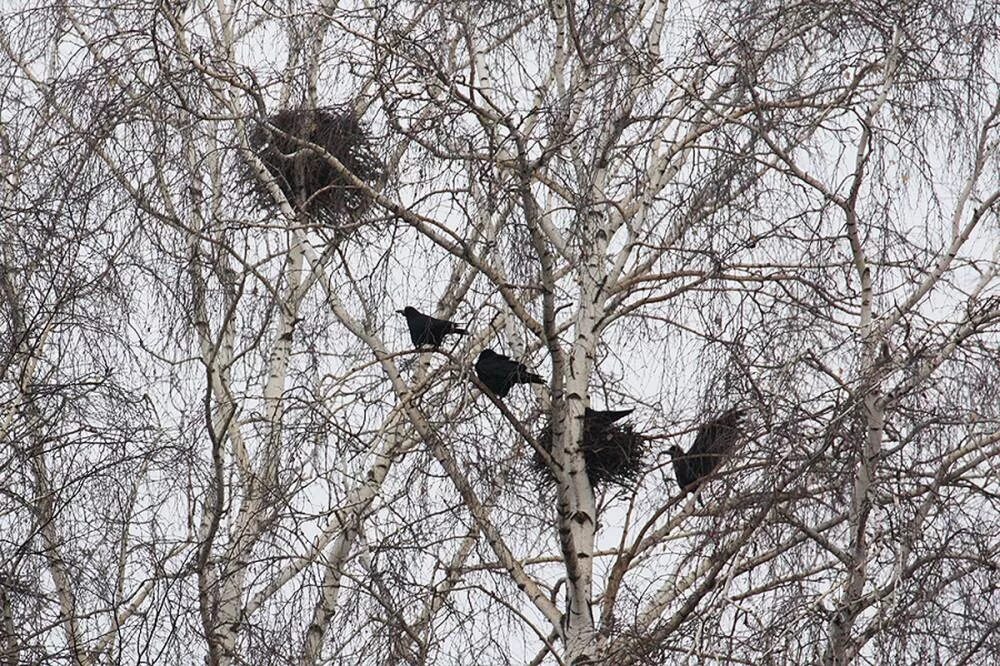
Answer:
xmin=397 ymin=306 xmax=467 ymax=349
xmin=669 ymin=408 xmax=745 ymax=493
xmin=474 ymin=349 xmax=545 ymax=398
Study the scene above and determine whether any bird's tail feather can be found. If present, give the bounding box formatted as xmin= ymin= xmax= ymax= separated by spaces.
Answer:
xmin=523 ymin=372 xmax=545 ymax=384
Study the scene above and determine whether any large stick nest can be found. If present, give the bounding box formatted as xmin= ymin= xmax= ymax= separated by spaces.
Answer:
xmin=246 ymin=106 xmax=384 ymax=227
xmin=533 ymin=420 xmax=648 ymax=489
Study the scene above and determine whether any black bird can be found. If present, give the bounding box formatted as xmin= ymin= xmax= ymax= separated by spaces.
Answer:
xmin=669 ymin=408 xmax=745 ymax=493
xmin=581 ymin=407 xmax=636 ymax=450
xmin=584 ymin=407 xmax=634 ymax=428
xmin=397 ymin=306 xmax=467 ymax=349
xmin=474 ymin=349 xmax=545 ymax=398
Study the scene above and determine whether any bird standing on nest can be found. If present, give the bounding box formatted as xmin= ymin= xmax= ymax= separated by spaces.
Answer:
xmin=669 ymin=408 xmax=745 ymax=493
xmin=533 ymin=406 xmax=645 ymax=488
xmin=584 ymin=407 xmax=634 ymax=428
xmin=397 ymin=306 xmax=468 ymax=349
xmin=581 ymin=407 xmax=634 ymax=446
xmin=474 ymin=349 xmax=545 ymax=398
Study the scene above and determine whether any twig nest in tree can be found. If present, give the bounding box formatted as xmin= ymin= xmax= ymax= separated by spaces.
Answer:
xmin=246 ymin=106 xmax=383 ymax=228
xmin=533 ymin=419 xmax=647 ymax=489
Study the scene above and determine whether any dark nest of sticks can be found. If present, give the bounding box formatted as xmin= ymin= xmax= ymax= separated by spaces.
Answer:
xmin=533 ymin=421 xmax=647 ymax=489
xmin=246 ymin=106 xmax=384 ymax=228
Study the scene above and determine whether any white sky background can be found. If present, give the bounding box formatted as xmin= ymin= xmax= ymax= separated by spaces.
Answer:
xmin=2 ymin=0 xmax=1000 ymax=663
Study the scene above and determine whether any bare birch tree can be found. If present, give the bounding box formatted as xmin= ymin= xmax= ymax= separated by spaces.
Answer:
xmin=2 ymin=0 xmax=999 ymax=664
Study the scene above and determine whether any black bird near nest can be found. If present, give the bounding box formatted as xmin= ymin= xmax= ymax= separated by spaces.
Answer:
xmin=397 ymin=306 xmax=468 ymax=349
xmin=474 ymin=349 xmax=545 ymax=398
xmin=669 ymin=408 xmax=745 ymax=493
xmin=584 ymin=407 xmax=634 ymax=429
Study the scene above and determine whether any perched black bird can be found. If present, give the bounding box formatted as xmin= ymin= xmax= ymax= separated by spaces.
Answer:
xmin=397 ymin=306 xmax=467 ymax=349
xmin=669 ymin=408 xmax=745 ymax=493
xmin=474 ymin=349 xmax=545 ymax=398
xmin=584 ymin=407 xmax=634 ymax=428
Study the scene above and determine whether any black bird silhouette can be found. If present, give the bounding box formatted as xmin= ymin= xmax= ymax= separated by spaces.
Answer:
xmin=584 ymin=407 xmax=634 ymax=428
xmin=474 ymin=349 xmax=545 ymax=398
xmin=397 ymin=306 xmax=467 ymax=349
xmin=669 ymin=408 xmax=745 ymax=493
xmin=577 ymin=407 xmax=635 ymax=443
xmin=581 ymin=406 xmax=636 ymax=452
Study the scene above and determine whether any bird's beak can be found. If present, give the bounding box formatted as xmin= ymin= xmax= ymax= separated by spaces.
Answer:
xmin=395 ymin=309 xmax=404 ymax=314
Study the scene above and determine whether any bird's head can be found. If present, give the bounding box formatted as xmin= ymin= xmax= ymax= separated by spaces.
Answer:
xmin=397 ymin=306 xmax=416 ymax=316
xmin=667 ymin=445 xmax=684 ymax=460
xmin=479 ymin=348 xmax=498 ymax=358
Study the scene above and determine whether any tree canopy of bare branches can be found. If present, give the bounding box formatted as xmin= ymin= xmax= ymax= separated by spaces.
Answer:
xmin=2 ymin=0 xmax=999 ymax=664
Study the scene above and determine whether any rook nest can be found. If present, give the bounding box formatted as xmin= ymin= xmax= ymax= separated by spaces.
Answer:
xmin=246 ymin=106 xmax=383 ymax=227
xmin=533 ymin=420 xmax=647 ymax=489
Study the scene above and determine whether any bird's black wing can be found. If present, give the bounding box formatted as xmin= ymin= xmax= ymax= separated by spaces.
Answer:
xmin=402 ymin=308 xmax=466 ymax=347
xmin=400 ymin=308 xmax=432 ymax=346
xmin=693 ymin=408 xmax=744 ymax=456
xmin=475 ymin=352 xmax=514 ymax=397
xmin=688 ymin=408 xmax=744 ymax=480
xmin=428 ymin=313 xmax=465 ymax=334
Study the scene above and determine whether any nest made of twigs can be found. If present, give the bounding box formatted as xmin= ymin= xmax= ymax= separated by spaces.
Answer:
xmin=533 ymin=421 xmax=647 ymax=489
xmin=246 ymin=106 xmax=384 ymax=226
